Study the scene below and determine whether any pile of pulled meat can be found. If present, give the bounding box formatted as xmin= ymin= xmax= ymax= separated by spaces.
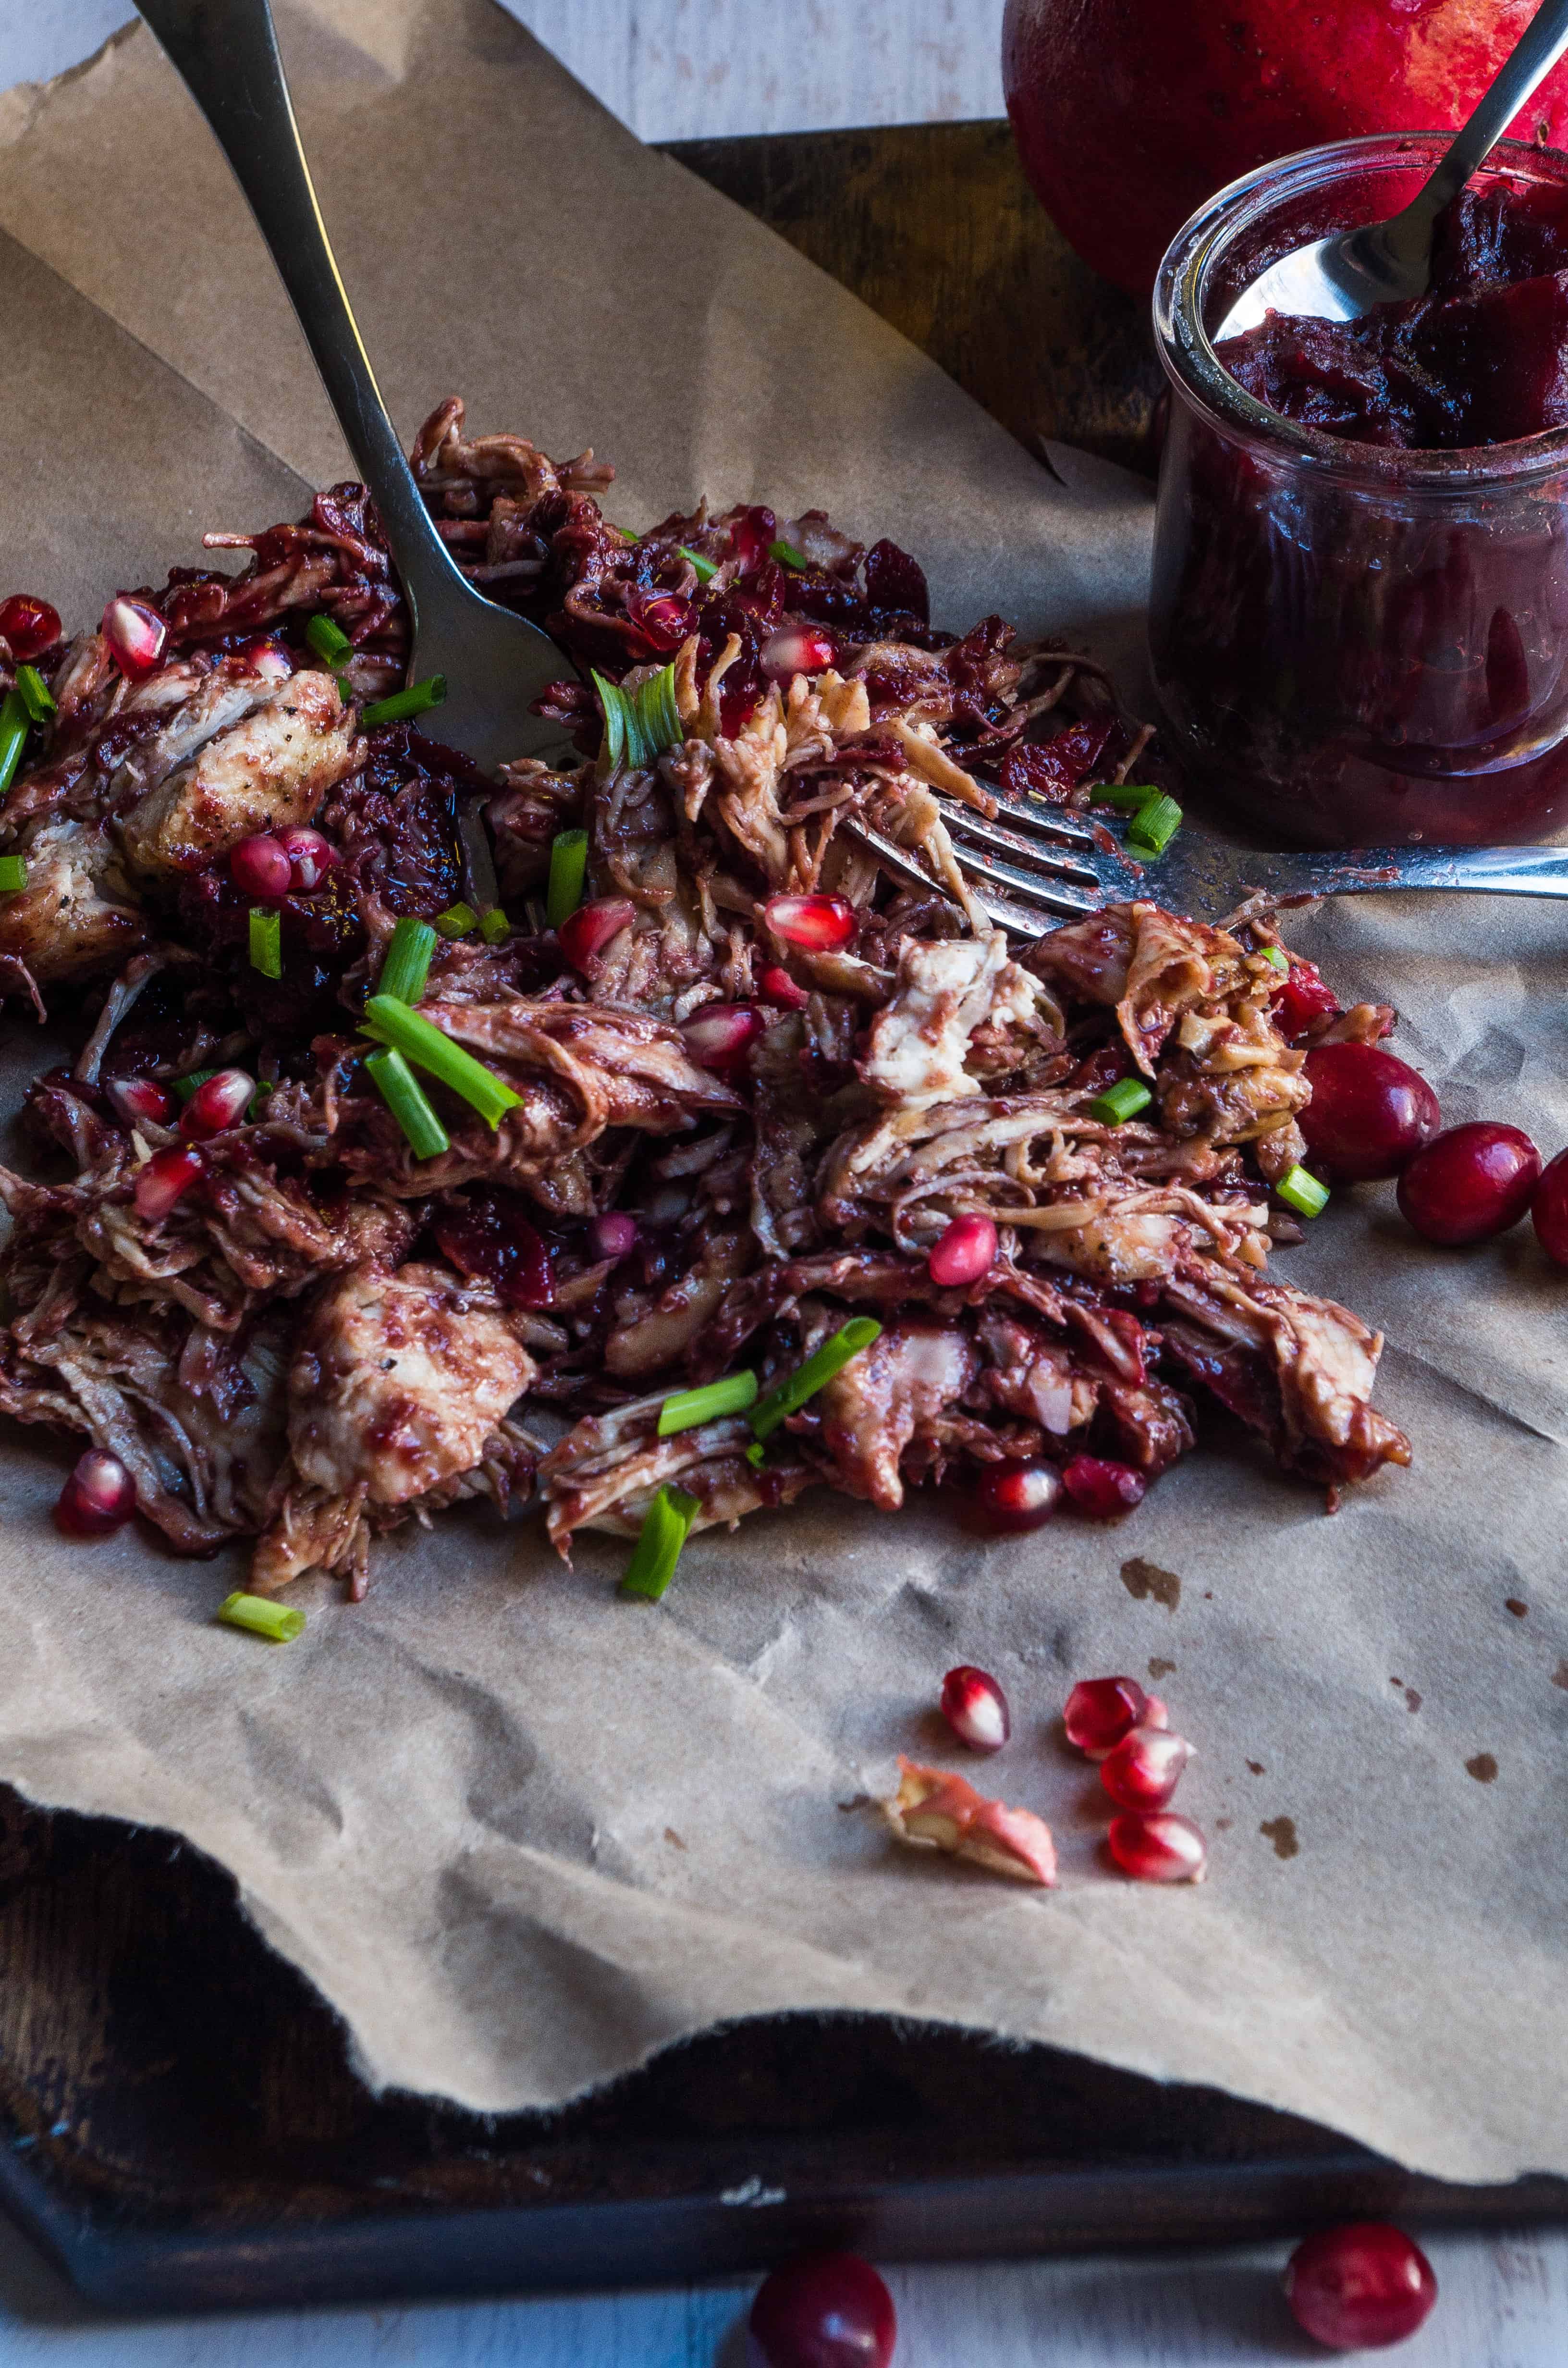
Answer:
xmin=0 ymin=399 xmax=1409 ymax=1599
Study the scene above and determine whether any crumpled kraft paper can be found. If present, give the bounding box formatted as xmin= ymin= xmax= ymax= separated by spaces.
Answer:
xmin=0 ymin=0 xmax=1564 ymax=2185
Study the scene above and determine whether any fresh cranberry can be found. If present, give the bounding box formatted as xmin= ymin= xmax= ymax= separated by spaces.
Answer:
xmin=969 ymin=1458 xmax=1062 ymax=1533
xmin=928 ymin=1212 xmax=998 ymax=1289
xmin=54 ymin=1448 xmax=136 ymax=1538
xmin=940 ymin=1665 xmax=1011 ymax=1752
xmin=1284 ymin=2221 xmax=1437 ymax=2352
xmin=558 ymin=896 xmax=636 ymax=972
xmin=1061 ymin=1455 xmax=1146 ymax=1518
xmin=1270 ymin=958 xmax=1340 ymax=1041
xmin=1298 ymin=1043 xmax=1440 ymax=1183
xmin=1396 ymin=1121 xmax=1541 ymax=1246
xmin=747 ymin=2251 xmax=896 ymax=2368
xmin=0 ymin=593 xmax=61 ymax=662
xmin=1532 ymin=1147 xmax=1568 ymax=1268
xmin=230 ymin=833 xmax=293 ymax=901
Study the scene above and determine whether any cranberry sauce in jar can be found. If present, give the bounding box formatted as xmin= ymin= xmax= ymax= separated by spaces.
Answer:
xmin=1151 ymin=136 xmax=1568 ymax=848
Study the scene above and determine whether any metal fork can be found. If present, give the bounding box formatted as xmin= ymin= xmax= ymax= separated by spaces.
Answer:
xmin=848 ymin=795 xmax=1568 ymax=933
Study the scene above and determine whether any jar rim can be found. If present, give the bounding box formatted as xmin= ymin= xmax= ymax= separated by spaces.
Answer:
xmin=1153 ymin=131 xmax=1568 ymax=490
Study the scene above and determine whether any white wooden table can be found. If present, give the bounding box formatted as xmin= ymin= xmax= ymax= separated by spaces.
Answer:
xmin=2 ymin=6 xmax=1566 ymax=2361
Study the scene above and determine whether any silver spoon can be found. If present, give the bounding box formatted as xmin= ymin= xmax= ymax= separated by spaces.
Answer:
xmin=137 ymin=0 xmax=582 ymax=904
xmin=1217 ymin=0 xmax=1568 ymax=338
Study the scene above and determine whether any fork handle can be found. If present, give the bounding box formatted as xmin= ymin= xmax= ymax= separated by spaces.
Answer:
xmin=136 ymin=0 xmax=465 ymax=633
xmin=1260 ymin=841 xmax=1568 ymax=898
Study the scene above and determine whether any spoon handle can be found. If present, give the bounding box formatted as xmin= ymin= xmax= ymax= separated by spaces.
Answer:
xmin=1397 ymin=0 xmax=1568 ymax=249
xmin=136 ymin=0 xmax=466 ymax=636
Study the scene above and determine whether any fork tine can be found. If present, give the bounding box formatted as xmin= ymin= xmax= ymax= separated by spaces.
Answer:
xmin=843 ymin=814 xmax=1102 ymax=931
xmin=980 ymin=795 xmax=1100 ymax=849
xmin=941 ymin=803 xmax=1102 ymax=886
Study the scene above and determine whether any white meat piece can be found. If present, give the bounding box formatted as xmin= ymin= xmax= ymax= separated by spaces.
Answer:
xmin=116 ymin=668 xmax=357 ymax=880
xmin=816 ymin=1319 xmax=978 ymax=1509
xmin=0 ymin=816 xmax=148 ymax=985
xmin=861 ymin=931 xmax=1041 ymax=1108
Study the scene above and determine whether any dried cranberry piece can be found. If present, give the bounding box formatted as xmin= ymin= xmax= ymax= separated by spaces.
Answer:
xmin=1002 ymin=717 xmax=1120 ymax=803
xmin=862 ymin=537 xmax=930 ymax=623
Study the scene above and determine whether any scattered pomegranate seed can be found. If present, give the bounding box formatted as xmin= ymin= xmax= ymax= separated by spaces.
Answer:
xmin=558 ymin=895 xmax=636 ymax=971
xmin=588 ymin=1212 xmax=638 ymax=1263
xmin=760 ymin=625 xmax=836 ymax=678
xmin=236 ymin=635 xmax=293 ymax=679
xmin=940 ymin=1664 xmax=1011 ymax=1753
xmin=178 ymin=1069 xmax=255 ymax=1141
xmin=1064 ymin=1676 xmax=1150 ymax=1759
xmin=0 ymin=593 xmax=62 ymax=662
xmin=747 ymin=2251 xmax=896 ymax=2368
xmin=680 ymin=1000 xmax=764 ymax=1072
xmin=100 ymin=594 xmax=168 ymax=678
xmin=230 ymin=832 xmax=293 ymax=901
xmin=1284 ymin=2221 xmax=1437 ymax=2352
xmin=1397 ymin=1120 xmax=1541 ymax=1246
xmin=1061 ymin=1454 xmax=1146 ymax=1518
xmin=1144 ymin=1694 xmax=1170 ymax=1730
xmin=134 ymin=1146 xmax=204 ymax=1224
xmin=626 ymin=590 xmax=696 ymax=654
xmin=1100 ymin=1723 xmax=1194 ymax=1811
xmin=276 ymin=825 xmax=337 ymax=892
xmin=758 ymin=963 xmax=810 ymax=1010
xmin=106 ymin=1076 xmax=176 ymax=1129
xmin=928 ymin=1211 xmax=998 ymax=1289
xmin=1532 ymin=1146 xmax=1568 ymax=1267
xmin=763 ymin=892 xmax=856 ymax=952
xmin=969 ymin=1457 xmax=1062 ymax=1533
xmin=1270 ymin=957 xmax=1340 ymax=1041
xmin=53 ymin=1447 xmax=137 ymax=1539
xmin=1107 ymin=1810 xmax=1208 ymax=1883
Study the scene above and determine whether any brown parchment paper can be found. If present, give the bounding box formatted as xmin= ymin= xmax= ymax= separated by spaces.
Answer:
xmin=0 ymin=0 xmax=1565 ymax=2184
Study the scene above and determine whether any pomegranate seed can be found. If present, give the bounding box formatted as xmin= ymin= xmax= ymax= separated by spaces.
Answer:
xmin=759 ymin=963 xmax=810 ymax=1010
xmin=969 ymin=1457 xmax=1062 ymax=1533
xmin=626 ymin=590 xmax=696 ymax=654
xmin=558 ymin=895 xmax=636 ymax=971
xmin=1061 ymin=1454 xmax=1146 ymax=1518
xmin=680 ymin=1000 xmax=764 ymax=1072
xmin=764 ymin=892 xmax=856 ymax=953
xmin=101 ymin=594 xmax=168 ymax=678
xmin=928 ymin=1211 xmax=998 ymax=1288
xmin=1533 ymin=1146 xmax=1568 ymax=1267
xmin=1145 ymin=1694 xmax=1170 ymax=1730
xmin=276 ymin=825 xmax=337 ymax=893
xmin=940 ymin=1664 xmax=1011 ymax=1753
xmin=0 ymin=593 xmax=62 ymax=662
xmin=1298 ymin=1042 xmax=1440 ymax=1183
xmin=1064 ymin=1675 xmax=1149 ymax=1759
xmin=230 ymin=832 xmax=293 ymax=901
xmin=134 ymin=1145 xmax=204 ymax=1223
xmin=53 ymin=1447 xmax=137 ymax=1539
xmin=747 ymin=2252 xmax=896 ymax=2368
xmin=1397 ymin=1120 xmax=1541 ymax=1246
xmin=237 ymin=635 xmax=293 ymax=679
xmin=1100 ymin=1723 xmax=1194 ymax=1811
xmin=1284 ymin=2222 xmax=1437 ymax=2351
xmin=761 ymin=625 xmax=836 ymax=678
xmin=107 ymin=1076 xmax=176 ymax=1129
xmin=1270 ymin=957 xmax=1340 ymax=1041
xmin=1107 ymin=1810 xmax=1208 ymax=1883
xmin=179 ymin=1069 xmax=255 ymax=1141
xmin=588 ymin=1212 xmax=638 ymax=1262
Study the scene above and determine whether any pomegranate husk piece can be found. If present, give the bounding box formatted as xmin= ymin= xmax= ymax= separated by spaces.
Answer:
xmin=1107 ymin=1810 xmax=1208 ymax=1884
xmin=1063 ymin=1674 xmax=1149 ymax=1760
xmin=939 ymin=1664 xmax=1011 ymax=1753
xmin=884 ymin=1756 xmax=1057 ymax=1887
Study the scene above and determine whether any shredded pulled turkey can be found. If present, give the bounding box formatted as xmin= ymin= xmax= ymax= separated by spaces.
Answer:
xmin=0 ymin=398 xmax=1408 ymax=1597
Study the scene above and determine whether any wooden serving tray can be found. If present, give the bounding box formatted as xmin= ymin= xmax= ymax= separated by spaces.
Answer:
xmin=1 ymin=123 xmax=1563 ymax=2311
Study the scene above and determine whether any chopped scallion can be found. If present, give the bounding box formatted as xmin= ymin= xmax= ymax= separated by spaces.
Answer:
xmin=1088 ymin=1077 xmax=1152 ymax=1125
xmin=745 ymin=1440 xmax=766 ymax=1468
xmin=1257 ymin=943 xmax=1289 ymax=974
xmin=546 ymin=828 xmax=589 ymax=928
xmin=0 ymin=857 xmax=27 ymax=894
xmin=172 ymin=1069 xmax=217 ymax=1102
xmin=657 ymin=1371 xmax=759 ymax=1437
xmin=378 ymin=915 xmax=438 ymax=1005
xmin=637 ymin=663 xmax=683 ymax=758
xmin=365 ymin=1046 xmax=451 ymax=1159
xmin=592 ymin=662 xmax=685 ymax=776
xmin=679 ymin=544 xmax=719 ymax=582
xmin=478 ymin=907 xmax=510 ymax=945
xmin=749 ymin=1317 xmax=882 ymax=1442
xmin=620 ymin=1484 xmax=701 ymax=1601
xmin=0 ymin=690 xmax=29 ymax=799
xmin=1127 ymin=793 xmax=1182 ymax=857
xmin=769 ymin=538 xmax=808 ymax=570
xmin=217 ymin=1591 xmax=305 ymax=1644
xmin=246 ymin=1080 xmax=273 ymax=1122
xmin=361 ymin=994 xmax=522 ymax=1130
xmin=360 ymin=675 xmax=447 ymax=728
xmin=1098 ymin=781 xmax=1161 ymax=813
xmin=15 ymin=665 xmax=55 ymax=722
xmin=434 ymin=902 xmax=478 ymax=939
xmin=305 ymin=613 xmax=353 ymax=667
xmin=248 ymin=905 xmax=282 ymax=980
xmin=1276 ymin=1164 xmax=1330 ymax=1219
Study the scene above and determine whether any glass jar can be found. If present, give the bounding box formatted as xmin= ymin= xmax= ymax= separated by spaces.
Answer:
xmin=1151 ymin=134 xmax=1568 ymax=848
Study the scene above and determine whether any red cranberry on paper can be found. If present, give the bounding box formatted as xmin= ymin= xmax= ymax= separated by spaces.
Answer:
xmin=1298 ymin=1042 xmax=1439 ymax=1183
xmin=1284 ymin=2221 xmax=1437 ymax=2352
xmin=1531 ymin=1146 xmax=1568 ymax=1268
xmin=1396 ymin=1121 xmax=1541 ymax=1246
xmin=747 ymin=2251 xmax=896 ymax=2368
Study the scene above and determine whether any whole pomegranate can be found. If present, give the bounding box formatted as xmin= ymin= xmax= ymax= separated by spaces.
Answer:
xmin=1002 ymin=0 xmax=1568 ymax=297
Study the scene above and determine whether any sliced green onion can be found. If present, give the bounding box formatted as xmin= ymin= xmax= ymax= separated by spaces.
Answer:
xmin=0 ymin=856 xmax=27 ymax=894
xmin=657 ymin=1371 xmax=759 ymax=1437
xmin=593 ymin=669 xmax=636 ymax=774
xmin=749 ymin=1317 xmax=882 ymax=1443
xmin=364 ymin=1046 xmax=451 ymax=1159
xmin=1088 ymin=1077 xmax=1152 ymax=1125
xmin=1098 ymin=781 xmax=1160 ymax=813
xmin=478 ymin=907 xmax=511 ymax=945
xmin=769 ymin=538 xmax=808 ymax=570
xmin=305 ymin=613 xmax=353 ymax=667
xmin=0 ymin=690 xmax=29 ymax=799
xmin=592 ymin=663 xmax=685 ymax=777
xmin=637 ymin=663 xmax=683 ymax=758
xmin=378 ymin=915 xmax=437 ymax=1005
xmin=434 ymin=902 xmax=478 ymax=939
xmin=745 ymin=1440 xmax=766 ymax=1468
xmin=248 ymin=906 xmax=282 ymax=980
xmin=1127 ymin=793 xmax=1182 ymax=857
xmin=246 ymin=1080 xmax=273 ymax=1122
xmin=360 ymin=675 xmax=447 ymax=728
xmin=620 ymin=1484 xmax=701 ymax=1602
xmin=217 ymin=1591 xmax=305 ymax=1644
xmin=361 ymin=994 xmax=522 ymax=1130
xmin=172 ymin=1069 xmax=217 ymax=1102
xmin=609 ymin=524 xmax=639 ymax=545
xmin=1257 ymin=942 xmax=1289 ymax=974
xmin=15 ymin=665 xmax=55 ymax=722
xmin=679 ymin=544 xmax=719 ymax=582
xmin=1276 ymin=1163 xmax=1330 ymax=1219
xmin=546 ymin=828 xmax=589 ymax=928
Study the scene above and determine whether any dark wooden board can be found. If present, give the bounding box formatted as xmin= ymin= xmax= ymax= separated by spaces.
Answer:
xmin=0 ymin=122 xmax=1562 ymax=2313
